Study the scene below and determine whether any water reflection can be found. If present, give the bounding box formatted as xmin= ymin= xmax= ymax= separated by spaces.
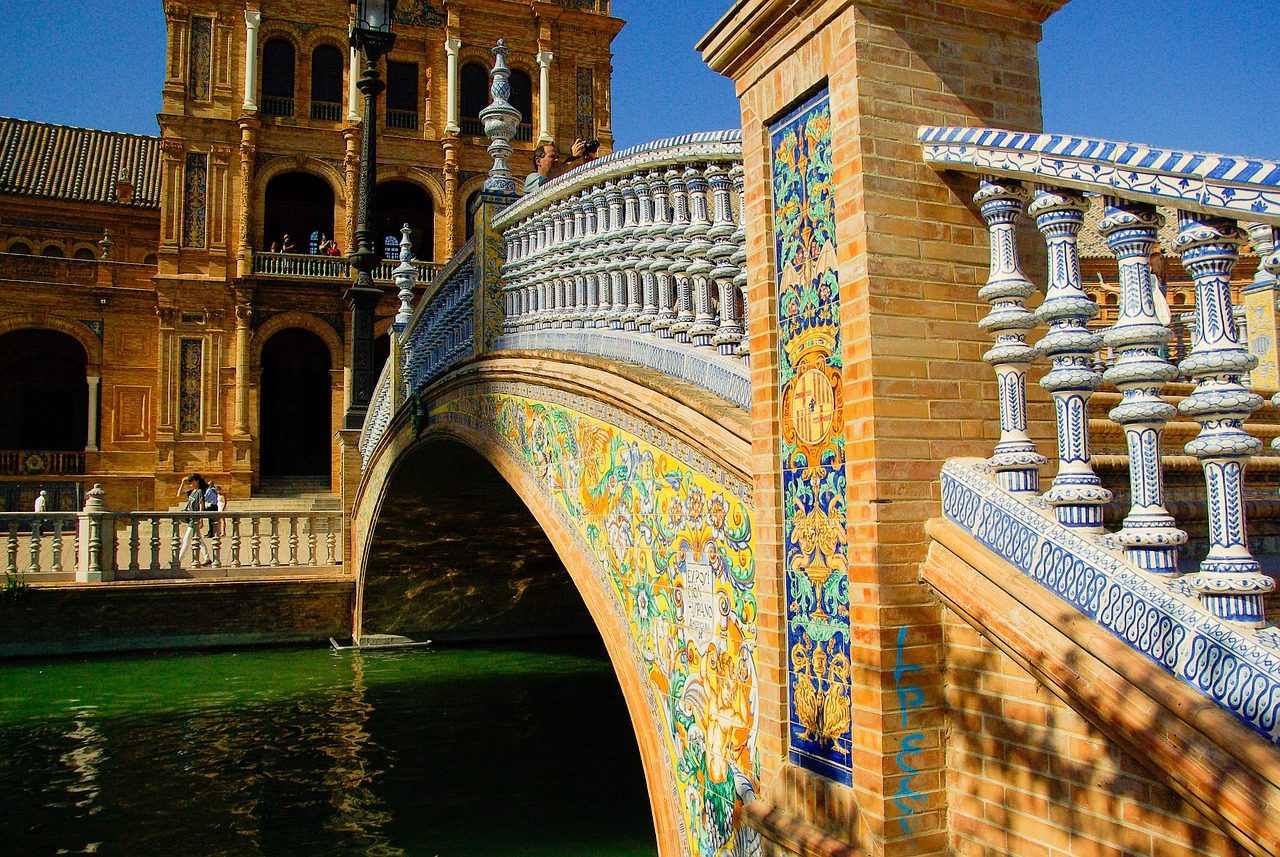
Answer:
xmin=0 ymin=642 xmax=657 ymax=857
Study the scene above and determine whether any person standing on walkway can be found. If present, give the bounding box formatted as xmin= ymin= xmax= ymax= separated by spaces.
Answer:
xmin=32 ymin=489 xmax=47 ymax=540
xmin=177 ymin=474 xmax=212 ymax=567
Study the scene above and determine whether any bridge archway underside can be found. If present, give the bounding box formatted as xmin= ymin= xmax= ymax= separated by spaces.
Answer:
xmin=354 ymin=356 xmax=758 ymax=857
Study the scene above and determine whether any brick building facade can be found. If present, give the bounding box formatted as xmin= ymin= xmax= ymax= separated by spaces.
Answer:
xmin=0 ymin=0 xmax=621 ymax=511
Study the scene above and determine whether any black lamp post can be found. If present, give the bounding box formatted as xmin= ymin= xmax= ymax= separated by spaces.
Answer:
xmin=343 ymin=0 xmax=398 ymax=429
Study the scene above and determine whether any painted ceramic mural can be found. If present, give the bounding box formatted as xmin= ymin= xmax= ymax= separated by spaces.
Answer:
xmin=771 ymin=87 xmax=853 ymax=785
xmin=431 ymin=384 xmax=759 ymax=857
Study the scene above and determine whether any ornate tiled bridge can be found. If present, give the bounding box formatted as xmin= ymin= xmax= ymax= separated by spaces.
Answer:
xmin=347 ymin=3 xmax=1280 ymax=857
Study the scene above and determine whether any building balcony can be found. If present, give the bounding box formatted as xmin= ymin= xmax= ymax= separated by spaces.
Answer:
xmin=262 ymin=96 xmax=294 ymax=117
xmin=0 ymin=450 xmax=86 ymax=477
xmin=311 ymin=101 xmax=343 ymax=122
xmin=387 ymin=109 xmax=418 ymax=131
xmin=250 ymin=250 xmax=439 ymax=284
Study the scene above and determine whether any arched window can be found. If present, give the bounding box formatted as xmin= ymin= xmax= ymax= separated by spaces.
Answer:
xmin=386 ymin=61 xmax=419 ymax=130
xmin=6 ymin=241 xmax=31 ymax=254
xmin=459 ymin=62 xmax=488 ymax=136
xmin=310 ymin=231 xmax=323 ymax=254
xmin=376 ymin=180 xmax=434 ymax=262
xmin=509 ymin=68 xmax=532 ymax=142
xmin=144 ymin=254 xmax=158 ymax=267
xmin=41 ymin=245 xmax=64 ymax=257
xmin=310 ymin=44 xmax=343 ymax=120
xmin=262 ymin=39 xmax=296 ymax=116
xmin=74 ymin=247 xmax=96 ymax=260
xmin=262 ymin=172 xmax=335 ymax=252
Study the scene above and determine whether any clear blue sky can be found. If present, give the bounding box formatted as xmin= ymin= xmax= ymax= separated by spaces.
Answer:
xmin=0 ymin=1 xmax=1276 ymax=159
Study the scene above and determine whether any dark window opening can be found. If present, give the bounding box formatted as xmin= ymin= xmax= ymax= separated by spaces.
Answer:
xmin=259 ymin=328 xmax=331 ymax=477
xmin=386 ymin=61 xmax=419 ymax=129
xmin=459 ymin=62 xmax=488 ymax=135
xmin=0 ymin=330 xmax=88 ymax=451
xmin=41 ymin=245 xmax=64 ymax=257
xmin=509 ymin=68 xmax=532 ymax=128
xmin=262 ymin=39 xmax=296 ymax=116
xmin=74 ymin=247 xmax=96 ymax=260
xmin=376 ymin=180 xmax=434 ymax=262
xmin=7 ymin=242 xmax=31 ymax=254
xmin=464 ymin=188 xmax=483 ymax=241
xmin=310 ymin=44 xmax=344 ymax=120
xmin=263 ymin=172 xmax=335 ymax=253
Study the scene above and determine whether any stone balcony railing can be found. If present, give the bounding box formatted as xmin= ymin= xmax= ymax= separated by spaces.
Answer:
xmin=921 ymin=126 xmax=1280 ymax=746
xmin=2 ymin=485 xmax=343 ymax=585
xmin=250 ymin=250 xmax=439 ymax=284
xmin=493 ymin=130 xmax=750 ymax=408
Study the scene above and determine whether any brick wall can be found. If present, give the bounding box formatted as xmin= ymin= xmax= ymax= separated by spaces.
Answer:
xmin=0 ymin=577 xmax=354 ymax=657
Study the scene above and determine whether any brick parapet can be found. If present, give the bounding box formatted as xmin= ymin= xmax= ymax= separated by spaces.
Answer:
xmin=923 ymin=516 xmax=1280 ymax=857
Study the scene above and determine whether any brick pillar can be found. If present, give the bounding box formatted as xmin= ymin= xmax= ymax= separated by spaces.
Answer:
xmin=701 ymin=2 xmax=1067 ymax=854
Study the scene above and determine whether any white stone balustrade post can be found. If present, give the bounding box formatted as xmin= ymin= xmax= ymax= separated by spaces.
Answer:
xmin=633 ymin=175 xmax=658 ymax=333
xmin=570 ymin=195 xmax=589 ymax=328
xmin=730 ymin=164 xmax=750 ymax=365
xmin=975 ymin=178 xmax=1047 ymax=495
xmin=666 ymin=168 xmax=695 ymax=343
xmin=444 ymin=38 xmax=461 ymax=134
xmin=604 ymin=181 xmax=627 ymax=330
xmin=579 ymin=191 xmax=600 ymax=329
xmin=242 ymin=11 xmax=261 ymax=112
xmin=535 ymin=50 xmax=553 ymax=144
xmin=590 ymin=186 xmax=612 ymax=328
xmin=347 ymin=48 xmax=361 ymax=122
xmin=1176 ymin=213 xmax=1272 ymax=626
xmin=649 ymin=171 xmax=677 ymax=338
xmin=1099 ymin=198 xmax=1186 ymax=575
xmin=707 ymin=163 xmax=743 ymax=356
xmin=684 ymin=165 xmax=718 ymax=348
xmin=77 ymin=483 xmax=115 ymax=583
xmin=1031 ymin=187 xmax=1110 ymax=530
xmin=620 ymin=179 xmax=644 ymax=330
xmin=86 ymin=375 xmax=101 ymax=452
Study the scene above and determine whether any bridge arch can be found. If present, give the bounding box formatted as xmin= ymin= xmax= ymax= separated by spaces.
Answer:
xmin=353 ymin=356 xmax=756 ymax=857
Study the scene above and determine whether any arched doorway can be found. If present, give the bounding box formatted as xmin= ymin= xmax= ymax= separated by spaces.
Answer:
xmin=259 ymin=328 xmax=331 ymax=478
xmin=375 ymin=180 xmax=434 ymax=261
xmin=262 ymin=172 xmax=335 ymax=252
xmin=0 ymin=329 xmax=88 ymax=450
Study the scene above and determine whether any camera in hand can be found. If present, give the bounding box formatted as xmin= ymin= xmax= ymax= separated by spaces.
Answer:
xmin=582 ymin=139 xmax=600 ymax=155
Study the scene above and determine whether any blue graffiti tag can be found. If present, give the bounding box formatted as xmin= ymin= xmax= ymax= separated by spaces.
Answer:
xmin=893 ymin=626 xmax=926 ymax=833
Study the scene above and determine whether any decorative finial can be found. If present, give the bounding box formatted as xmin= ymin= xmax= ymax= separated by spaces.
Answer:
xmin=478 ymin=39 xmax=521 ymax=195
xmin=99 ymin=229 xmax=113 ymax=260
xmin=392 ymin=223 xmax=417 ymax=328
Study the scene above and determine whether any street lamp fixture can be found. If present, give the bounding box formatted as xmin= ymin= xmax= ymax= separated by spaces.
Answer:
xmin=343 ymin=0 xmax=398 ymax=429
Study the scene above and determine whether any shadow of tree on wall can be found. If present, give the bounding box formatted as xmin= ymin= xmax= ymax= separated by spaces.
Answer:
xmin=361 ymin=438 xmax=597 ymax=641
xmin=942 ymin=605 xmax=1268 ymax=857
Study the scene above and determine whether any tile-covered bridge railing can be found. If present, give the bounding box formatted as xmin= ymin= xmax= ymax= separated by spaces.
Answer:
xmin=921 ymin=126 xmax=1280 ymax=745
xmin=358 ymin=131 xmax=751 ymax=468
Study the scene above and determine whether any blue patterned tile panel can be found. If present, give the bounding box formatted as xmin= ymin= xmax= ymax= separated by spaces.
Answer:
xmin=940 ymin=458 xmax=1280 ymax=744
xmin=919 ymin=126 xmax=1280 ymax=225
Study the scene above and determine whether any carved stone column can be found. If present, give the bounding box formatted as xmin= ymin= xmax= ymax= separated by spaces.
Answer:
xmin=342 ymin=125 xmax=360 ymax=253
xmin=85 ymin=376 xmax=101 ymax=452
xmin=234 ymin=300 xmax=251 ymax=436
xmin=444 ymin=38 xmax=461 ymax=134
xmin=535 ymin=49 xmax=553 ymax=144
xmin=236 ymin=117 xmax=258 ymax=277
xmin=242 ymin=10 xmax=261 ymax=112
xmin=347 ymin=48 xmax=361 ymax=122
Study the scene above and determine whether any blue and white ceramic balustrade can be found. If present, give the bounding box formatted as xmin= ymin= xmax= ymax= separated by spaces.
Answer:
xmin=922 ymin=125 xmax=1280 ymax=625
xmin=924 ymin=126 xmax=1280 ymax=745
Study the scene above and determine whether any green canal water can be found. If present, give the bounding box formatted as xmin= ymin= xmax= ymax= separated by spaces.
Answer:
xmin=0 ymin=641 xmax=658 ymax=857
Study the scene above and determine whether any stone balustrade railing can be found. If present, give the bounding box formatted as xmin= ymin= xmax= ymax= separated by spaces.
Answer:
xmin=1 ymin=485 xmax=343 ymax=585
xmin=491 ymin=131 xmax=751 ymax=408
xmin=923 ymin=126 xmax=1280 ymax=745
xmin=358 ymin=361 xmax=396 ymax=466
xmin=402 ymin=242 xmax=476 ymax=395
xmin=251 ymin=250 xmax=438 ymax=283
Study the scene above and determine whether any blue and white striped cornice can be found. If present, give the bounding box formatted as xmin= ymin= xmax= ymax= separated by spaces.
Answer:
xmin=920 ymin=126 xmax=1280 ymax=227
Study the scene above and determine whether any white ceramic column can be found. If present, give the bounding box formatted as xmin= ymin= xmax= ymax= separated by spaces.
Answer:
xmin=242 ymin=11 xmax=261 ymax=112
xmin=445 ymin=38 xmax=461 ymax=133
xmin=347 ymin=48 xmax=361 ymax=122
xmin=86 ymin=375 xmax=100 ymax=452
xmin=536 ymin=50 xmax=553 ymax=144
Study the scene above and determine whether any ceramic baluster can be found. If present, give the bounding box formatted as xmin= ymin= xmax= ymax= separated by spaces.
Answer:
xmin=730 ymin=164 xmax=750 ymax=365
xmin=707 ymin=163 xmax=743 ymax=356
xmin=620 ymin=178 xmax=643 ymax=330
xmin=1176 ymin=213 xmax=1272 ymax=625
xmin=666 ymin=168 xmax=695 ymax=343
xmin=1031 ymin=187 xmax=1110 ymax=530
xmin=975 ymin=178 xmax=1046 ymax=494
xmin=1099 ymin=197 xmax=1186 ymax=574
xmin=649 ymin=170 xmax=677 ymax=338
xmin=684 ymin=165 xmax=718 ymax=348
xmin=634 ymin=173 xmax=658 ymax=333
